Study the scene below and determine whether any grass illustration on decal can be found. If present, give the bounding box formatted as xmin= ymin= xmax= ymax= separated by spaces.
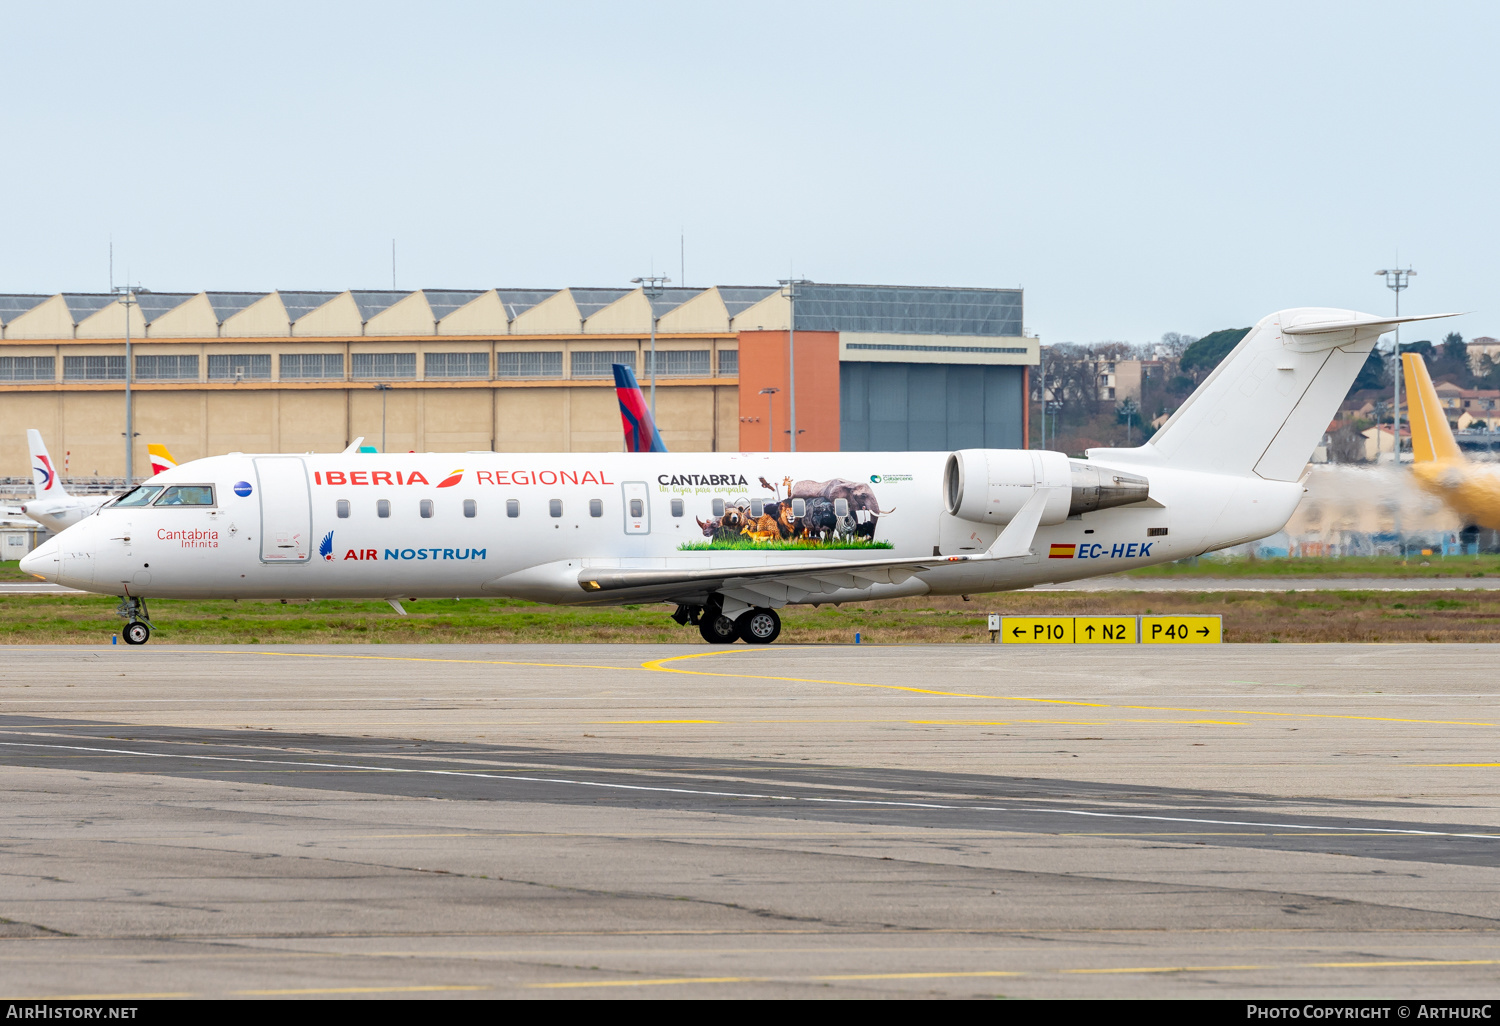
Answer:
xmin=680 ymin=536 xmax=893 ymax=551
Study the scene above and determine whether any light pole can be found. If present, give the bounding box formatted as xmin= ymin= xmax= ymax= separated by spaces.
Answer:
xmin=112 ymin=286 xmax=142 ymax=483
xmin=1037 ymin=345 xmax=1046 ymax=449
xmin=1375 ymin=266 xmax=1416 ymax=464
xmin=632 ymin=275 xmax=670 ymax=419
xmin=759 ymin=387 xmax=779 ymax=451
xmin=373 ymin=383 xmax=390 ymax=452
xmin=778 ymin=278 xmax=811 ymax=452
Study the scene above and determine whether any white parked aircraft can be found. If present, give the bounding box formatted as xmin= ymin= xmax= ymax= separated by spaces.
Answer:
xmin=18 ymin=433 xmax=180 ymax=534
xmin=22 ymin=307 xmax=1453 ymax=645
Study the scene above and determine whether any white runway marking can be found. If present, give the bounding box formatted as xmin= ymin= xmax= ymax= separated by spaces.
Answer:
xmin=4 ymin=738 xmax=1498 ymax=842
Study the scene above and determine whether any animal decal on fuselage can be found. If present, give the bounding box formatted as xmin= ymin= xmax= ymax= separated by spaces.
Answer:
xmin=685 ymin=472 xmax=896 ymax=550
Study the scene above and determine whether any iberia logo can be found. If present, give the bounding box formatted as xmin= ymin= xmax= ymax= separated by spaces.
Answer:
xmin=319 ymin=531 xmax=335 ymax=561
xmin=34 ymin=455 xmax=55 ymax=491
xmin=436 ymin=469 xmax=463 ymax=488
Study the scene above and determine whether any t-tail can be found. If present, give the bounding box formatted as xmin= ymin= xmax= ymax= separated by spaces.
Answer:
xmin=613 ymin=363 xmax=667 ymax=453
xmin=26 ymin=429 xmax=70 ymax=499
xmin=1089 ymin=308 xmax=1458 ymax=479
xmin=148 ymin=443 xmax=180 ymax=477
xmin=1402 ymin=352 xmax=1464 ymax=464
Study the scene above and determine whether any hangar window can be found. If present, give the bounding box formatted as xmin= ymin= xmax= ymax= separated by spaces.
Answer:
xmin=337 ymin=500 xmax=350 ymax=518
xmin=463 ymin=499 xmax=477 ymax=518
xmin=419 ymin=499 xmax=434 ymax=518
xmin=570 ymin=350 xmax=636 ymax=379
xmin=589 ymin=499 xmax=603 ymax=517
xmin=643 ymin=350 xmax=710 ymax=378
xmin=155 ymin=485 xmax=215 ymax=507
xmin=377 ymin=499 xmax=391 ymax=518
xmin=113 ymin=485 xmax=163 ymax=507
xmin=135 ymin=354 xmax=199 ymax=381
xmin=281 ymin=353 xmax=344 ymax=380
xmin=717 ymin=349 xmax=737 ymax=377
xmin=712 ymin=498 xmax=725 ymax=516
xmin=670 ymin=498 xmax=684 ymax=517
xmin=506 ymin=499 xmax=519 ymax=518
xmin=549 ymin=499 xmax=563 ymax=518
xmin=63 ymin=355 xmax=126 ymax=381
xmin=0 ymin=356 xmax=54 ymax=381
xmin=208 ymin=354 xmax=271 ymax=380
xmin=351 ymin=352 xmax=416 ymax=380
xmin=425 ymin=352 xmax=490 ymax=379
xmin=496 ymin=351 xmax=563 ymax=379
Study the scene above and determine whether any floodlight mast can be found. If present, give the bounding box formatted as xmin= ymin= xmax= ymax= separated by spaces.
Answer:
xmin=778 ymin=279 xmax=812 ymax=452
xmin=631 ymin=276 xmax=670 ymax=418
xmin=112 ymin=286 xmax=142 ymax=484
xmin=758 ymin=387 xmax=779 ymax=451
xmin=1375 ymin=267 xmax=1416 ymax=465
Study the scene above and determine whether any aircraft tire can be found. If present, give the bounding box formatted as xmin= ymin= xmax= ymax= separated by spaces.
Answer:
xmin=698 ymin=614 xmax=739 ymax=644
xmin=123 ymin=622 xmax=151 ymax=646
xmin=736 ymin=608 xmax=781 ymax=645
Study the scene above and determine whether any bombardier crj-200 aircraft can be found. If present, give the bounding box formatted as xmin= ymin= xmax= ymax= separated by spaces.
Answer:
xmin=22 ymin=307 xmax=1454 ymax=645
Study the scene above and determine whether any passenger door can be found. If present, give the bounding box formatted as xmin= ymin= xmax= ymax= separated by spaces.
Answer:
xmin=255 ymin=457 xmax=312 ymax=563
xmin=621 ymin=481 xmax=650 ymax=535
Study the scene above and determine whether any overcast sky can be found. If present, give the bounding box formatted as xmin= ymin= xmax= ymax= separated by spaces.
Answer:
xmin=1 ymin=1 xmax=1492 ymax=345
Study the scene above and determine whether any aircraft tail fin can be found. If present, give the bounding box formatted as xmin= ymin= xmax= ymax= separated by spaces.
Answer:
xmin=1091 ymin=308 xmax=1458 ymax=481
xmin=147 ymin=443 xmax=179 ymax=477
xmin=26 ymin=429 xmax=70 ymax=499
xmin=613 ymin=363 xmax=667 ymax=453
xmin=1402 ymin=352 xmax=1464 ymax=464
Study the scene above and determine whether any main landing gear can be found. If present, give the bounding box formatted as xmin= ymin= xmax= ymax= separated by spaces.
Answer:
xmin=674 ymin=599 xmax=781 ymax=645
xmin=117 ymin=596 xmax=153 ymax=645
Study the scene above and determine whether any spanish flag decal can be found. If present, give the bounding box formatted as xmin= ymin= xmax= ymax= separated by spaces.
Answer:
xmin=1048 ymin=543 xmax=1077 ymax=559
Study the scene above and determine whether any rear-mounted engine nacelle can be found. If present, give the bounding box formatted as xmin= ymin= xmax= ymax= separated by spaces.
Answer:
xmin=944 ymin=449 xmax=1150 ymax=525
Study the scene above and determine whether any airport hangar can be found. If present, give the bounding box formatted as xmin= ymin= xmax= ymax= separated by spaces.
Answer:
xmin=0 ymin=283 xmax=1035 ymax=482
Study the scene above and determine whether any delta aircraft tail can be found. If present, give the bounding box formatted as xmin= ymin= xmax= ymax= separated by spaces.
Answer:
xmin=1092 ymin=308 xmax=1458 ymax=480
xmin=27 ymin=429 xmax=70 ymax=499
xmin=613 ymin=363 xmax=667 ymax=453
xmin=148 ymin=443 xmax=179 ymax=477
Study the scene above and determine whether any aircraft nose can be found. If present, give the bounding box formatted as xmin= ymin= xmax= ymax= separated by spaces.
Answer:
xmin=19 ymin=537 xmax=60 ymax=581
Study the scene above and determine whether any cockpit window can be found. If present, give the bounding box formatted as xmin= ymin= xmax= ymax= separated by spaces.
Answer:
xmin=113 ymin=486 xmax=163 ymax=507
xmin=154 ymin=485 xmax=216 ymax=507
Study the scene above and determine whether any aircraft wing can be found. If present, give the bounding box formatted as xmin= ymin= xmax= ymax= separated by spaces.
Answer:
xmin=578 ymin=551 xmax=980 ymax=605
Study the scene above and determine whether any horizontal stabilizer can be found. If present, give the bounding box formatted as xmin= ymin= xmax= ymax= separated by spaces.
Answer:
xmin=1281 ymin=311 xmax=1463 ymax=336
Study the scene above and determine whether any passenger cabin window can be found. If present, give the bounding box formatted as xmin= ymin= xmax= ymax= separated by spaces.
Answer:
xmin=419 ymin=499 xmax=433 ymax=519
xmin=336 ymin=500 xmax=350 ymax=519
xmin=791 ymin=498 xmax=806 ymax=517
xmin=549 ymin=499 xmax=563 ymax=518
xmin=629 ymin=498 xmax=644 ymax=518
xmin=377 ymin=499 xmax=391 ymax=518
xmin=114 ymin=485 xmax=163 ymax=507
xmin=834 ymin=498 xmax=849 ymax=517
xmin=155 ymin=485 xmax=215 ymax=506
xmin=589 ymin=498 xmax=603 ymax=518
xmin=712 ymin=498 xmax=725 ymax=517
xmin=750 ymin=498 xmax=764 ymax=517
xmin=463 ymin=499 xmax=476 ymax=518
xmin=506 ymin=499 xmax=519 ymax=518
xmin=670 ymin=498 xmax=684 ymax=517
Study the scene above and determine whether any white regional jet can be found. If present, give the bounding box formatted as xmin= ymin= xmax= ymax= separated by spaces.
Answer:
xmin=22 ymin=307 xmax=1453 ymax=646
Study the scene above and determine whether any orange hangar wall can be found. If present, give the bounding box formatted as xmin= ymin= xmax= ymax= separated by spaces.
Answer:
xmin=735 ymin=330 xmax=839 ymax=452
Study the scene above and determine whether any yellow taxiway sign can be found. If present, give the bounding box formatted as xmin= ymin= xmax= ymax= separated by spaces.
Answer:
xmin=1139 ymin=615 xmax=1222 ymax=644
xmin=1000 ymin=617 xmax=1075 ymax=644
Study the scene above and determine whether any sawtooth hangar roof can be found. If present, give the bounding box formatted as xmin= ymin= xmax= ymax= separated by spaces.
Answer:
xmin=0 ymin=284 xmax=1024 ymax=340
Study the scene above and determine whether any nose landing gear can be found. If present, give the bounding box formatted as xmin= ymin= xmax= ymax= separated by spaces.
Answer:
xmin=116 ymin=596 xmax=153 ymax=645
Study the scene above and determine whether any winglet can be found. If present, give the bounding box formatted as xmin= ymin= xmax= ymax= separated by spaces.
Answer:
xmin=1402 ymin=353 xmax=1464 ymax=464
xmin=613 ymin=364 xmax=668 ymax=453
xmin=342 ymin=436 xmax=366 ymax=455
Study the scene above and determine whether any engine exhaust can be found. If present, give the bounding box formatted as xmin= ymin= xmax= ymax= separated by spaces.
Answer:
xmin=1068 ymin=461 xmax=1150 ymax=516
